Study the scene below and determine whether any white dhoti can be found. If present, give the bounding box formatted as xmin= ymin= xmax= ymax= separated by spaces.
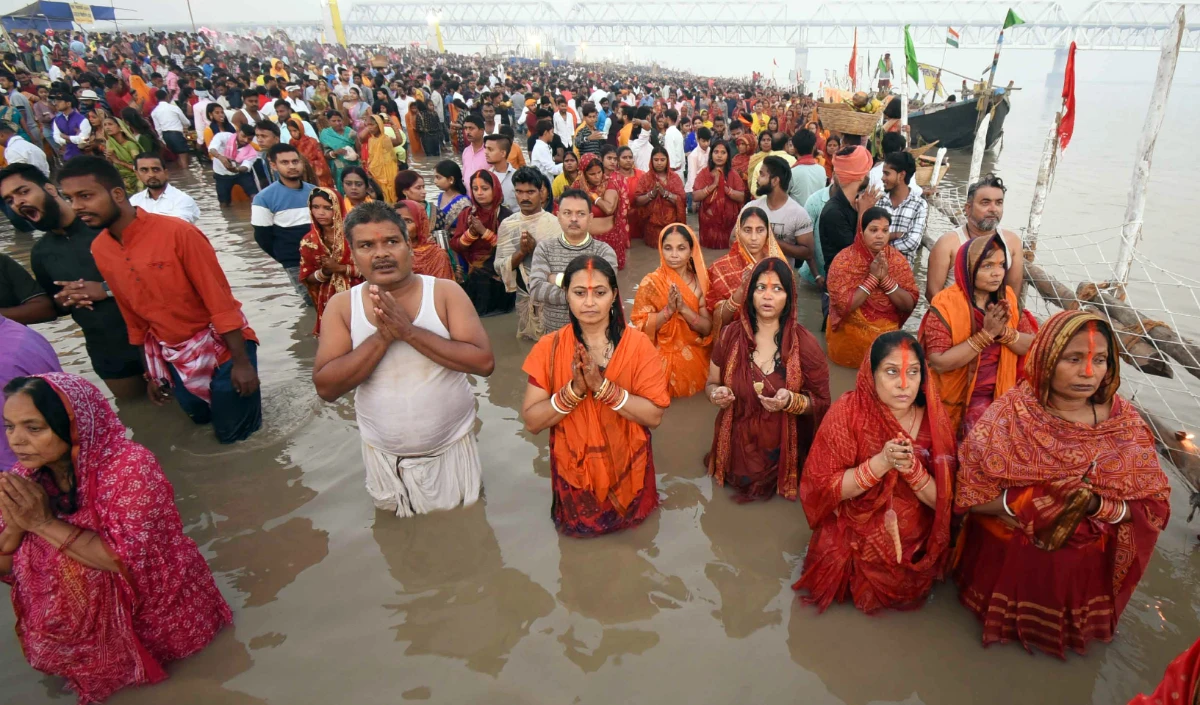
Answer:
xmin=361 ymin=431 xmax=483 ymax=518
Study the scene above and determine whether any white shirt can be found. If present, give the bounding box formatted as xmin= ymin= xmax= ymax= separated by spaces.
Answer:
xmin=630 ymin=128 xmax=653 ymax=172
xmin=664 ymin=124 xmax=685 ymax=178
xmin=151 ymin=101 xmax=191 ymax=134
xmin=207 ymin=132 xmax=258 ymax=176
xmin=531 ymin=139 xmax=562 ymax=178
xmin=129 ymin=184 xmax=201 ymax=224
xmin=552 ymin=111 xmax=576 ymax=148
xmin=4 ymin=135 xmax=49 ymax=176
xmin=685 ymin=145 xmax=709 ymax=193
xmin=396 ymin=96 xmax=414 ymax=128
xmin=490 ymin=165 xmax=517 ymax=212
xmin=286 ymin=98 xmax=311 ymax=115
xmin=52 ymin=112 xmax=91 ymax=147
xmin=192 ymin=98 xmax=212 ymax=144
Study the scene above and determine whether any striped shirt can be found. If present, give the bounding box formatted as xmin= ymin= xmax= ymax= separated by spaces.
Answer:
xmin=251 ymin=181 xmax=315 ymax=268
xmin=527 ymin=235 xmax=617 ymax=334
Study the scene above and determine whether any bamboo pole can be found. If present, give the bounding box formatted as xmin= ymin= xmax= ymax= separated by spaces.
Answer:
xmin=1116 ymin=6 xmax=1185 ymax=284
xmin=1025 ymin=118 xmax=1060 ymax=256
xmin=1076 ymin=285 xmax=1200 ymax=382
xmin=967 ymin=110 xmax=992 ymax=186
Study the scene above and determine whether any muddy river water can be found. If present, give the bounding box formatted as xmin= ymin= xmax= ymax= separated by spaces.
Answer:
xmin=2 ymin=75 xmax=1200 ymax=704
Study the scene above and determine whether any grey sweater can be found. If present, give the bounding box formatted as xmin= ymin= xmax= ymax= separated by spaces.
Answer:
xmin=526 ymin=235 xmax=618 ymax=333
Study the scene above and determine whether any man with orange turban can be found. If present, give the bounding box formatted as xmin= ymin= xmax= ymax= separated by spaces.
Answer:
xmin=815 ymin=145 xmax=875 ymax=321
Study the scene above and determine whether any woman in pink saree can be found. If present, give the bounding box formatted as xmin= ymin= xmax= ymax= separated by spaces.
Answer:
xmin=0 ymin=373 xmax=231 ymax=704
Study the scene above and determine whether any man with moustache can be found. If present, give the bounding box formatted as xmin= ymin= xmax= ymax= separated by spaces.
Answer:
xmin=311 ymin=201 xmax=494 ymax=517
xmin=0 ymin=162 xmax=145 ymax=398
xmin=494 ymin=166 xmax=564 ymax=340
xmin=924 ymin=173 xmax=1023 ymax=303
xmin=58 ymin=156 xmax=261 ymax=443
xmin=128 ymin=152 xmax=201 ymax=223
xmin=526 ymin=188 xmax=617 ymax=334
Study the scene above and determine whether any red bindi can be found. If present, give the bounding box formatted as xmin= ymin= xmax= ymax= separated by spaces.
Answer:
xmin=1085 ymin=322 xmax=1098 ymax=376
xmin=899 ymin=339 xmax=911 ymax=389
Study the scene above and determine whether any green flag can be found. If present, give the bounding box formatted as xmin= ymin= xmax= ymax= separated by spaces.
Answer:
xmin=904 ymin=25 xmax=919 ymax=83
xmin=1003 ymin=8 xmax=1025 ymax=29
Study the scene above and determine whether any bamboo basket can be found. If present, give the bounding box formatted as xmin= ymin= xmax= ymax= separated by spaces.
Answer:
xmin=909 ymin=140 xmax=939 ymax=159
xmin=915 ymin=161 xmax=950 ymax=187
xmin=819 ymin=107 xmax=881 ymax=136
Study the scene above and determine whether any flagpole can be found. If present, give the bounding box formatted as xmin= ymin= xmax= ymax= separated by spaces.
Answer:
xmin=930 ymin=45 xmax=949 ymax=102
xmin=976 ymin=14 xmax=1015 ymax=132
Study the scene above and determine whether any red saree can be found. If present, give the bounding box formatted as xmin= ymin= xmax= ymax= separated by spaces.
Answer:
xmin=630 ymin=224 xmax=712 ymax=398
xmin=692 ymin=165 xmax=745 ymax=249
xmin=522 ymin=325 xmax=671 ymax=537
xmin=450 ymin=172 xmax=515 ymax=316
xmin=0 ymin=374 xmax=231 ymax=705
xmin=730 ymin=132 xmax=756 ymax=199
xmin=706 ymin=303 xmax=831 ymax=501
xmin=573 ymin=154 xmax=631 ymax=270
xmin=794 ymin=350 xmax=956 ymax=613
xmin=299 ymin=187 xmax=363 ymax=335
xmin=825 ymin=228 xmax=918 ymax=368
xmin=704 ymin=230 xmax=787 ymax=339
xmin=631 ymin=168 xmax=686 ymax=247
xmin=1129 ymin=639 xmax=1200 ymax=705
xmin=290 ymin=121 xmax=335 ymax=189
xmin=397 ymin=198 xmax=454 ymax=280
xmin=954 ymin=311 xmax=1172 ymax=658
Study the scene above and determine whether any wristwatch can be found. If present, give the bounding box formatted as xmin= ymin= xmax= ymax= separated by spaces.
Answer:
xmin=101 ymin=281 xmax=111 ymax=298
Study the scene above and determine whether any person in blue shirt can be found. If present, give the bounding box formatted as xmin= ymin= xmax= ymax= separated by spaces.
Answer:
xmin=251 ymin=143 xmax=315 ymax=305
xmin=597 ymin=97 xmax=610 ymax=132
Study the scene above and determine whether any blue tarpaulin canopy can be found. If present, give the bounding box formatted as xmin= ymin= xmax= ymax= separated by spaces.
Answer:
xmin=2 ymin=2 xmax=118 ymax=31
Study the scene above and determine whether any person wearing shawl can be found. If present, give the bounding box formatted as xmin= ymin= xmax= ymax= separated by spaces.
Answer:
xmin=825 ymin=207 xmax=918 ymax=369
xmin=705 ymin=257 xmax=830 ymax=502
xmin=573 ymin=153 xmax=628 ymax=269
xmin=0 ymin=373 xmax=232 ymax=704
xmin=100 ymin=115 xmax=148 ymax=194
xmin=1129 ymin=639 xmax=1200 ymax=705
xmin=495 ymin=166 xmax=566 ymax=341
xmin=919 ymin=233 xmax=1036 ymax=438
xmin=632 ymin=224 xmax=713 ymax=398
xmin=286 ymin=117 xmax=334 ymax=190
xmin=521 ymin=254 xmax=670 ymax=537
xmin=451 ymin=170 xmax=515 ymax=317
xmin=362 ymin=114 xmax=401 ymax=202
xmin=705 ymin=206 xmax=787 ymax=337
xmin=631 ymin=146 xmax=686 ymax=247
xmin=596 ymin=146 xmax=633 ymax=265
xmin=299 ymin=187 xmax=362 ymax=335
xmin=691 ymin=139 xmax=746 ymax=249
xmin=795 ymin=331 xmax=955 ymax=613
xmin=954 ymin=311 xmax=1171 ymax=658
xmin=730 ymin=130 xmax=757 ymax=199
xmin=395 ymin=199 xmax=454 ymax=281
xmin=616 ymin=145 xmax=645 ymax=244
xmin=320 ymin=110 xmax=360 ymax=194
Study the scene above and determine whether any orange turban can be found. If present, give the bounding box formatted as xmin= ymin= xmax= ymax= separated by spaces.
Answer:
xmin=832 ymin=145 xmax=872 ymax=186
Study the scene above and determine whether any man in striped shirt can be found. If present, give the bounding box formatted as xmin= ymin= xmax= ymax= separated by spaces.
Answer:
xmin=251 ymin=143 xmax=315 ymax=304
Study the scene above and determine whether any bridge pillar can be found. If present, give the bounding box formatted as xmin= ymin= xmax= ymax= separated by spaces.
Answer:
xmin=794 ymin=45 xmax=810 ymax=89
xmin=1048 ymin=46 xmax=1069 ymax=83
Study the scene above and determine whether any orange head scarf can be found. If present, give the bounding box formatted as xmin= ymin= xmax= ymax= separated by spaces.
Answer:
xmin=832 ymin=145 xmax=872 ymax=186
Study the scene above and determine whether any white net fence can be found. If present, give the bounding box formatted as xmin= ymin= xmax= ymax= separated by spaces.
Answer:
xmin=921 ymin=185 xmax=1200 ymax=510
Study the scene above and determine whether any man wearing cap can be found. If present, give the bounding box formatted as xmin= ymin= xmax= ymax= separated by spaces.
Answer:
xmin=51 ymin=93 xmax=89 ymax=162
xmin=285 ymin=85 xmax=310 ymax=115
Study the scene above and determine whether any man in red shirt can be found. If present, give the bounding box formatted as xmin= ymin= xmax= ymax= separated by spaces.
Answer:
xmin=57 ymin=156 xmax=262 ymax=443
xmin=103 ymin=74 xmax=131 ymax=116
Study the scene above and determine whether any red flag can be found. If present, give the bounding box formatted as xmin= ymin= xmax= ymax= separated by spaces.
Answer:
xmin=849 ymin=28 xmax=858 ymax=90
xmin=1057 ymin=41 xmax=1076 ymax=150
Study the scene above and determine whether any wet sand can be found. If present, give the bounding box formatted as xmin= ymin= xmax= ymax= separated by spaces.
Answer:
xmin=2 ymin=133 xmax=1199 ymax=703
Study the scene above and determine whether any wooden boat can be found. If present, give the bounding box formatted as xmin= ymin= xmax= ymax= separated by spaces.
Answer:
xmin=907 ymin=90 xmax=1011 ymax=150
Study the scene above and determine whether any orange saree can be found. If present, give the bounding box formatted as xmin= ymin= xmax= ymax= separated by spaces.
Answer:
xmin=704 ymin=229 xmax=786 ymax=339
xmin=631 ymin=168 xmax=686 ymax=247
xmin=397 ymin=199 xmax=454 ymax=281
xmin=631 ymin=224 xmax=712 ymax=398
xmin=825 ymin=229 xmax=918 ymax=368
xmin=522 ymin=325 xmax=671 ymax=536
xmin=954 ymin=311 xmax=1172 ymax=658
xmin=794 ymin=348 xmax=956 ymax=613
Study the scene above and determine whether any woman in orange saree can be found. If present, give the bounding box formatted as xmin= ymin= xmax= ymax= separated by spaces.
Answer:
xmin=395 ymin=199 xmax=454 ymax=281
xmin=954 ymin=310 xmax=1172 ymax=658
xmin=705 ymin=257 xmax=830 ymax=502
xmin=919 ymin=233 xmax=1036 ymax=438
xmin=795 ymin=331 xmax=955 ymax=613
xmin=631 ymin=146 xmax=686 ymax=248
xmin=299 ymin=187 xmax=362 ymax=335
xmin=691 ymin=139 xmax=746 ymax=249
xmin=521 ymin=255 xmax=670 ymax=537
xmin=287 ymin=118 xmax=335 ymax=190
xmin=825 ymin=207 xmax=918 ymax=368
xmin=631 ymin=224 xmax=713 ymax=398
xmin=574 ymin=152 xmax=628 ymax=270
xmin=705 ymin=206 xmax=787 ymax=338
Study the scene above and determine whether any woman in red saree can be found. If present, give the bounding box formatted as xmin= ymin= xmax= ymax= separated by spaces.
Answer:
xmin=954 ymin=310 xmax=1171 ymax=658
xmin=287 ymin=117 xmax=335 ymax=189
xmin=919 ymin=233 xmax=1036 ymax=438
xmin=616 ymin=145 xmax=645 ymax=244
xmin=795 ymin=331 xmax=955 ymax=613
xmin=825 ymin=207 xmax=918 ymax=368
xmin=730 ymin=131 xmax=756 ymax=198
xmin=631 ymin=146 xmax=686 ymax=248
xmin=1129 ymin=639 xmax=1200 ymax=705
xmin=705 ymin=206 xmax=787 ymax=338
xmin=691 ymin=139 xmax=747 ymax=249
xmin=0 ymin=374 xmax=231 ymax=704
xmin=574 ymin=152 xmax=629 ymax=269
xmin=451 ymin=170 xmax=515 ymax=317
xmin=631 ymin=224 xmax=713 ymax=398
xmin=521 ymin=255 xmax=670 ymax=537
xmin=300 ymin=187 xmax=362 ymax=335
xmin=706 ymin=257 xmax=830 ymax=502
xmin=395 ymin=199 xmax=454 ymax=281
xmin=597 ymin=145 xmax=632 ymax=268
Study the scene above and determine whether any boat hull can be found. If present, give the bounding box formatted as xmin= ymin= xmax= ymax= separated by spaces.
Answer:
xmin=908 ymin=96 xmax=1011 ymax=150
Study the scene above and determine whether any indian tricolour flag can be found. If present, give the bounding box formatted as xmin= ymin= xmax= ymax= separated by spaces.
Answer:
xmin=946 ymin=27 xmax=960 ymax=48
